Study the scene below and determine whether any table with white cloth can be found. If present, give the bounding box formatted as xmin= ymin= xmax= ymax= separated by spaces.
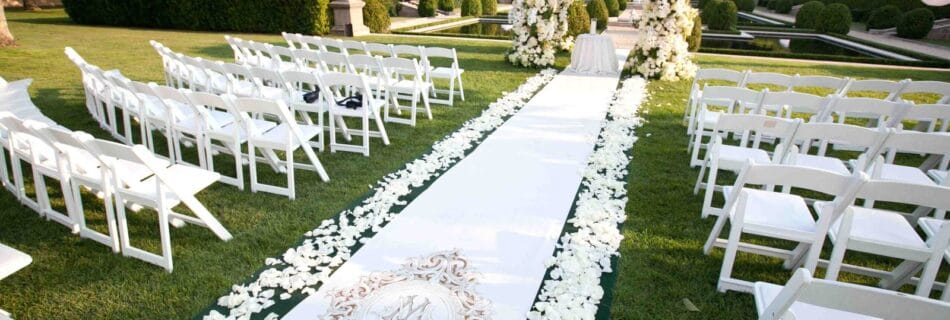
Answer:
xmin=568 ymin=33 xmax=619 ymax=75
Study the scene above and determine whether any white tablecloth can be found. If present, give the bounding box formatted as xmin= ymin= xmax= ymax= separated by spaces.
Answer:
xmin=568 ymin=34 xmax=619 ymax=75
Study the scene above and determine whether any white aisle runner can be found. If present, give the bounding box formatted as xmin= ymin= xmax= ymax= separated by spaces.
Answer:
xmin=284 ymin=52 xmax=628 ymax=320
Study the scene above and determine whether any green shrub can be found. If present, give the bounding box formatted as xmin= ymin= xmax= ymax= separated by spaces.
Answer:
xmin=758 ymin=0 xmax=769 ymax=6
xmin=439 ymin=0 xmax=454 ymax=11
xmin=587 ymin=0 xmax=609 ymax=32
xmin=896 ymin=8 xmax=935 ymax=39
xmin=461 ymin=0 xmax=482 ymax=16
xmin=773 ymin=0 xmax=792 ymax=13
xmin=363 ymin=0 xmax=391 ymax=33
xmin=605 ymin=0 xmax=620 ymax=17
xmin=733 ymin=0 xmax=755 ymax=12
xmin=795 ymin=1 xmax=824 ymax=29
xmin=699 ymin=0 xmax=712 ymax=9
xmin=418 ymin=0 xmax=437 ymax=17
xmin=767 ymin=0 xmax=778 ymax=10
xmin=816 ymin=3 xmax=852 ymax=35
xmin=687 ymin=12 xmax=702 ymax=51
xmin=866 ymin=5 xmax=901 ymax=30
xmin=386 ymin=0 xmax=400 ymax=16
xmin=481 ymin=0 xmax=498 ymax=15
xmin=702 ymin=0 xmax=738 ymax=31
xmin=62 ymin=0 xmax=333 ymax=34
xmin=618 ymin=0 xmax=627 ymax=11
xmin=567 ymin=0 xmax=591 ymax=37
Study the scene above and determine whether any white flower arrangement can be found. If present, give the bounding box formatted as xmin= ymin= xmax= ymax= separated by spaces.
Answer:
xmin=203 ymin=69 xmax=559 ymax=320
xmin=508 ymin=0 xmax=575 ymax=67
xmin=627 ymin=0 xmax=698 ymax=81
xmin=527 ymin=76 xmax=647 ymax=320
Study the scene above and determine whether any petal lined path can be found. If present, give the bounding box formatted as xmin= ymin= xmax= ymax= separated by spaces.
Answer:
xmin=282 ymin=51 xmax=634 ymax=319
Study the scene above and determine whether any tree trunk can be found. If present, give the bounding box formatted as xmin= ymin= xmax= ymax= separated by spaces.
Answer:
xmin=23 ymin=0 xmax=42 ymax=11
xmin=0 ymin=6 xmax=15 ymax=48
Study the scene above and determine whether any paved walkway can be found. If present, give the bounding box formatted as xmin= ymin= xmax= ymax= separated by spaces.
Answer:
xmin=753 ymin=8 xmax=950 ymax=60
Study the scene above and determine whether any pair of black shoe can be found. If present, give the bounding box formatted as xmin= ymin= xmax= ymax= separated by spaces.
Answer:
xmin=302 ymin=89 xmax=362 ymax=110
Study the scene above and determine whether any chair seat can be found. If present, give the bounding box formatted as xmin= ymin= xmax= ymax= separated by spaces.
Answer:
xmin=918 ymin=217 xmax=950 ymax=261
xmin=0 ymin=243 xmax=32 ymax=280
xmin=258 ymin=86 xmax=286 ymax=100
xmin=208 ymin=118 xmax=277 ymax=142
xmin=429 ymin=67 xmax=463 ymax=78
xmin=252 ymin=123 xmax=322 ymax=149
xmin=329 ymin=98 xmax=386 ymax=117
xmin=729 ymin=188 xmax=816 ymax=239
xmin=754 ymin=282 xmax=879 ymax=320
xmin=231 ymin=80 xmax=257 ymax=97
xmin=716 ymin=145 xmax=772 ymax=171
xmin=879 ymin=164 xmax=936 ymax=186
xmin=389 ymin=80 xmax=431 ymax=93
xmin=175 ymin=110 xmax=234 ymax=134
xmin=828 ymin=206 xmax=928 ymax=254
xmin=791 ymin=154 xmax=851 ymax=175
xmin=286 ymin=90 xmax=330 ymax=113
xmin=122 ymin=164 xmax=219 ymax=206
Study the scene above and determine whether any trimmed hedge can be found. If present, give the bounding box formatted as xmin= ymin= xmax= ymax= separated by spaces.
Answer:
xmin=62 ymin=0 xmax=333 ymax=34
xmin=461 ymin=0 xmax=482 ymax=16
xmin=605 ymin=0 xmax=620 ymax=17
xmin=567 ymin=0 xmax=591 ymax=37
xmin=364 ymin=0 xmax=391 ymax=33
xmin=896 ymin=8 xmax=935 ymax=39
xmin=618 ymin=0 xmax=627 ymax=11
xmin=816 ymin=3 xmax=851 ymax=35
xmin=699 ymin=47 xmax=950 ymax=68
xmin=733 ymin=0 xmax=755 ymax=12
xmin=795 ymin=1 xmax=824 ymax=29
xmin=387 ymin=0 xmax=401 ymax=16
xmin=418 ymin=0 xmax=437 ymax=17
xmin=821 ymin=0 xmax=949 ymax=21
xmin=587 ymin=0 xmax=609 ymax=32
xmin=703 ymin=0 xmax=738 ymax=31
xmin=482 ymin=0 xmax=498 ymax=15
xmin=687 ymin=13 xmax=702 ymax=51
xmin=773 ymin=0 xmax=792 ymax=13
xmin=439 ymin=0 xmax=454 ymax=11
xmin=866 ymin=5 xmax=901 ymax=30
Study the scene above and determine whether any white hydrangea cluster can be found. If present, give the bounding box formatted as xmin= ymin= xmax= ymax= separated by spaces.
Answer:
xmin=508 ymin=0 xmax=574 ymax=67
xmin=527 ymin=76 xmax=647 ymax=320
xmin=627 ymin=0 xmax=698 ymax=81
xmin=203 ymin=69 xmax=559 ymax=320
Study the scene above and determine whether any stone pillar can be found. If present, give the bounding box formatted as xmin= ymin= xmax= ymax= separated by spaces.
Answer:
xmin=330 ymin=0 xmax=371 ymax=37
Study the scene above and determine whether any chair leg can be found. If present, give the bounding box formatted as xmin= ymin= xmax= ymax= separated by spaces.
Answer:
xmin=693 ymin=159 xmax=707 ymax=196
xmin=248 ymin=144 xmax=258 ymax=193
xmin=703 ymin=213 xmax=729 ymax=255
xmin=825 ymin=239 xmax=849 ymax=281
xmin=915 ymin=257 xmax=943 ymax=297
xmin=362 ymin=116 xmax=370 ymax=157
xmin=157 ymin=205 xmax=174 ymax=272
xmin=700 ymin=161 xmax=720 ymax=218
xmin=286 ymin=150 xmax=295 ymax=200
xmin=448 ymin=76 xmax=455 ymax=106
xmin=717 ymin=223 xmax=744 ymax=293
xmin=880 ymin=260 xmax=923 ymax=290
xmin=233 ymin=144 xmax=245 ymax=191
xmin=330 ymin=113 xmax=338 ymax=153
xmin=422 ymin=91 xmax=433 ymax=120
xmin=783 ymin=243 xmax=809 ymax=270
xmin=409 ymin=91 xmax=419 ymax=127
xmin=457 ymin=74 xmax=464 ymax=101
xmin=374 ymin=112 xmax=390 ymax=146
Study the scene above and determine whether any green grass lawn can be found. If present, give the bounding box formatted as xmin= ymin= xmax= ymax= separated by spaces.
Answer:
xmin=2 ymin=8 xmax=950 ymax=320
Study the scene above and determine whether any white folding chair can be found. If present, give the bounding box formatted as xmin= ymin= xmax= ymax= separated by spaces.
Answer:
xmin=422 ymin=46 xmax=465 ymax=106
xmin=693 ymin=113 xmax=799 ymax=218
xmin=232 ymin=98 xmax=329 ymax=199
xmin=280 ymin=70 xmax=332 ymax=134
xmin=321 ymin=38 xmax=347 ymax=54
xmin=295 ymin=34 xmax=324 ymax=51
xmin=818 ymin=96 xmax=909 ymax=128
xmin=319 ymin=72 xmax=390 ymax=156
xmin=867 ymin=131 xmax=950 ymax=191
xmin=149 ymin=85 xmax=212 ymax=167
xmin=148 ymin=41 xmax=180 ymax=87
xmin=824 ymin=179 xmax=950 ymax=298
xmin=224 ymin=35 xmax=251 ymax=65
xmin=245 ymin=40 xmax=277 ymax=68
xmin=318 ymin=51 xmax=351 ymax=73
xmin=248 ymin=66 xmax=289 ymax=100
xmin=0 ymin=116 xmax=71 ymax=225
xmin=684 ymin=68 xmax=748 ymax=125
xmin=364 ymin=42 xmax=395 ymax=57
xmin=281 ymin=32 xmax=303 ymax=50
xmin=903 ymin=103 xmax=950 ymax=135
xmin=291 ymin=48 xmax=324 ymax=74
xmin=391 ymin=44 xmax=423 ymax=59
xmin=917 ymin=217 xmax=950 ymax=301
xmin=687 ymin=86 xmax=765 ymax=167
xmin=0 ymin=243 xmax=32 ymax=320
xmin=199 ymin=59 xmax=235 ymax=95
xmin=760 ymin=91 xmax=829 ymax=120
xmin=267 ymin=45 xmax=299 ymax=72
xmin=220 ymin=62 xmax=258 ymax=97
xmin=381 ymin=57 xmax=432 ymax=126
xmin=755 ymin=268 xmax=950 ymax=320
xmin=78 ymin=136 xmax=232 ymax=271
xmin=791 ymin=74 xmax=850 ymax=96
xmin=841 ymin=78 xmax=907 ymax=101
xmin=743 ymin=72 xmax=793 ymax=91
xmin=784 ymin=123 xmax=890 ymax=176
xmin=897 ymin=80 xmax=950 ymax=104
xmin=340 ymin=40 xmax=367 ymax=55
xmin=704 ymin=161 xmax=866 ymax=293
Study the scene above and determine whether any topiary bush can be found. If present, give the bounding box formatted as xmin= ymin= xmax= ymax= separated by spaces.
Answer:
xmin=795 ymin=1 xmax=824 ymax=29
xmin=866 ymin=5 xmax=901 ymax=30
xmin=733 ymin=0 xmax=755 ymax=12
xmin=686 ymin=12 xmax=702 ymax=51
xmin=816 ymin=3 xmax=852 ymax=35
xmin=896 ymin=8 xmax=935 ymax=39
xmin=62 ymin=0 xmax=333 ymax=34
xmin=481 ymin=0 xmax=497 ymax=15
xmin=567 ymin=0 xmax=591 ymax=37
xmin=418 ymin=0 xmax=437 ymax=17
xmin=386 ymin=0 xmax=400 ymax=16
xmin=363 ymin=0 xmax=391 ymax=33
xmin=587 ymin=0 xmax=609 ymax=32
xmin=461 ymin=0 xmax=482 ymax=16
xmin=438 ymin=0 xmax=454 ymax=11
xmin=605 ymin=0 xmax=620 ymax=17
xmin=702 ymin=0 xmax=738 ymax=31
xmin=618 ymin=0 xmax=627 ymax=11
xmin=773 ymin=0 xmax=792 ymax=13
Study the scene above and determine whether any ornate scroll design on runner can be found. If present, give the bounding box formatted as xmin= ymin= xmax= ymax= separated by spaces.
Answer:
xmin=324 ymin=250 xmax=492 ymax=320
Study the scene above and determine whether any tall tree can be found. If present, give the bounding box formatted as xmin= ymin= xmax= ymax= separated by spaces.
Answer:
xmin=0 ymin=6 xmax=15 ymax=48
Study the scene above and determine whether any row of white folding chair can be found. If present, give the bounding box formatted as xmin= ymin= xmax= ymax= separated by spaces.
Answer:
xmin=704 ymin=160 xmax=950 ymax=300
xmin=0 ymin=113 xmax=232 ymax=271
xmin=754 ymin=268 xmax=950 ymax=320
xmin=279 ymin=33 xmax=466 ymax=105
